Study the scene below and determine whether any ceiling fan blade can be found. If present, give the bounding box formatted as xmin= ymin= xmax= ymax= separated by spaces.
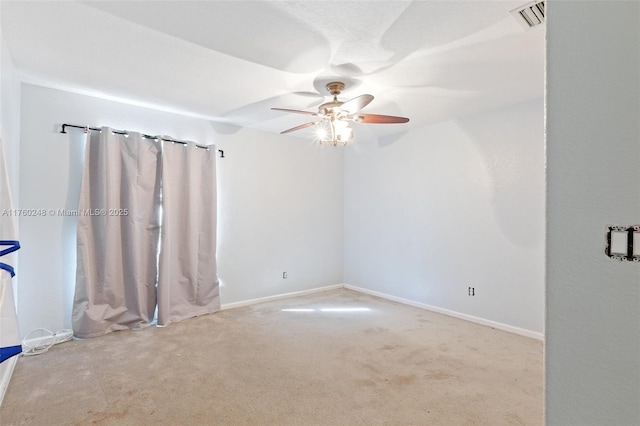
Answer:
xmin=271 ymin=107 xmax=318 ymax=116
xmin=280 ymin=121 xmax=321 ymax=134
xmin=356 ymin=113 xmax=409 ymax=124
xmin=340 ymin=94 xmax=374 ymax=115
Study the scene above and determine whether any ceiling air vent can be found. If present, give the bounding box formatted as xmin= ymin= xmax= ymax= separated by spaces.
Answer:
xmin=511 ymin=1 xmax=545 ymax=30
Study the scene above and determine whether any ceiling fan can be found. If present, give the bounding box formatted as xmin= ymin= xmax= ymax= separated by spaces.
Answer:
xmin=271 ymin=82 xmax=409 ymax=146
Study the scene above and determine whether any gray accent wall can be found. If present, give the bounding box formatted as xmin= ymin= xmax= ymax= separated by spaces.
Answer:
xmin=546 ymin=1 xmax=640 ymax=424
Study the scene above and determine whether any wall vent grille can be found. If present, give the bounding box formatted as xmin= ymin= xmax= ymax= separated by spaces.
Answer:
xmin=511 ymin=1 xmax=545 ymax=30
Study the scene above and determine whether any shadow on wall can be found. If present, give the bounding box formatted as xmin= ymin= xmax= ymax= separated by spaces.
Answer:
xmin=454 ymin=99 xmax=544 ymax=249
xmin=220 ymin=91 xmax=324 ymax=129
xmin=377 ymin=131 xmax=408 ymax=148
xmin=209 ymin=121 xmax=242 ymax=136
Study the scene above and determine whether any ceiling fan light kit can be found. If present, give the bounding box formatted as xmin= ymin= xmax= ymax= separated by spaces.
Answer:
xmin=272 ymin=81 xmax=409 ymax=147
xmin=318 ymin=118 xmax=354 ymax=147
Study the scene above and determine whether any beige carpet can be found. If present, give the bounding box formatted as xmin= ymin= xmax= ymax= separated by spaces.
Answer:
xmin=0 ymin=288 xmax=543 ymax=425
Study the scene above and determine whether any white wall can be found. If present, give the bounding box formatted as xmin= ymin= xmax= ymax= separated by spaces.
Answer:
xmin=546 ymin=1 xmax=640 ymax=424
xmin=344 ymin=99 xmax=545 ymax=335
xmin=17 ymin=83 xmax=343 ymax=336
xmin=216 ymin=126 xmax=344 ymax=304
xmin=0 ymin=18 xmax=20 ymax=198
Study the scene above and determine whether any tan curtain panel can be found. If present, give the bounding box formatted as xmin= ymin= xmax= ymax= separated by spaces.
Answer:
xmin=73 ymin=128 xmax=219 ymax=338
xmin=73 ymin=128 xmax=161 ymax=338
xmin=157 ymin=141 xmax=220 ymax=326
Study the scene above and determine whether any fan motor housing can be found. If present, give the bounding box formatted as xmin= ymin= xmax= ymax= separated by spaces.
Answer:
xmin=318 ymin=100 xmax=343 ymax=115
xmin=326 ymin=82 xmax=345 ymax=96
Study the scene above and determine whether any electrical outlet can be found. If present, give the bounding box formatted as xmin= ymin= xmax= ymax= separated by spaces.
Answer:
xmin=468 ymin=287 xmax=475 ymax=296
xmin=283 ymin=272 xmax=287 ymax=279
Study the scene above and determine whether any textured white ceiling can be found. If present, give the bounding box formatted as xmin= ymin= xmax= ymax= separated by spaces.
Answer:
xmin=0 ymin=0 xmax=544 ymax=140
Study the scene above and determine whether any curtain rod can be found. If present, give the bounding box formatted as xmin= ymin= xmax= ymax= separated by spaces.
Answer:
xmin=59 ymin=124 xmax=224 ymax=158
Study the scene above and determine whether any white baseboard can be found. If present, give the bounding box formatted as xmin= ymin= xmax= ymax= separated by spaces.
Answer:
xmin=0 ymin=355 xmax=19 ymax=408
xmin=343 ymin=284 xmax=544 ymax=341
xmin=220 ymin=283 xmax=543 ymax=341
xmin=221 ymin=284 xmax=343 ymax=310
